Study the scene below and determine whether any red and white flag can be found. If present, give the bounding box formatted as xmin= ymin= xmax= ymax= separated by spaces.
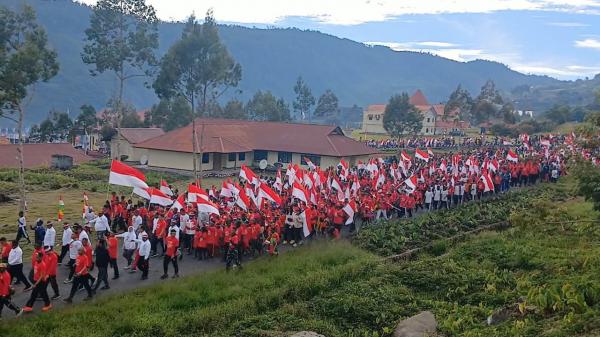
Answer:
xmin=292 ymin=181 xmax=309 ymax=204
xmin=338 ymin=159 xmax=349 ymax=178
xmin=133 ymin=187 xmax=151 ymax=200
xmin=240 ymin=164 xmax=259 ymax=186
xmin=304 ymin=157 xmax=317 ymax=170
xmin=149 ymin=188 xmax=173 ymax=206
xmin=401 ymin=151 xmax=411 ymax=162
xmin=274 ymin=169 xmax=283 ymax=191
xmin=404 ymin=175 xmax=417 ymax=193
xmin=221 ymin=180 xmax=234 ymax=198
xmin=488 ymin=159 xmax=499 ymax=172
xmin=330 ymin=176 xmax=342 ymax=192
xmin=197 ymin=198 xmax=220 ymax=215
xmin=415 ymin=149 xmax=430 ymax=162
xmin=342 ymin=200 xmax=356 ymax=225
xmin=187 ymin=184 xmax=208 ymax=202
xmin=109 ymin=160 xmax=148 ymax=189
xmin=258 ymin=183 xmax=282 ymax=206
xmin=480 ymin=174 xmax=494 ymax=192
xmin=439 ymin=160 xmax=447 ymax=172
xmin=302 ymin=207 xmax=313 ymax=237
xmin=506 ymin=150 xmax=518 ymax=163
xmin=235 ymin=187 xmax=251 ymax=211
xmin=171 ymin=194 xmax=186 ymax=211
xmin=351 ymin=176 xmax=360 ymax=196
xmin=160 ymin=180 xmax=173 ymax=196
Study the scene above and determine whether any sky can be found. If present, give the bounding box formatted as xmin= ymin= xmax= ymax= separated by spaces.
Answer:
xmin=75 ymin=0 xmax=600 ymax=80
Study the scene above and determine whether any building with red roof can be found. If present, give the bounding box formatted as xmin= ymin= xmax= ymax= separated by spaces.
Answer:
xmin=362 ymin=90 xmax=470 ymax=136
xmin=0 ymin=143 xmax=94 ymax=169
xmin=133 ymin=118 xmax=379 ymax=171
xmin=110 ymin=128 xmax=165 ymax=162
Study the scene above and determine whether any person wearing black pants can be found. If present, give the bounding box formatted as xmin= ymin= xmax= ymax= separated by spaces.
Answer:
xmin=7 ymin=241 xmax=32 ymax=290
xmin=161 ymin=230 xmax=179 ymax=279
xmin=64 ymin=248 xmax=93 ymax=303
xmin=0 ymin=263 xmax=22 ymax=318
xmin=93 ymin=239 xmax=110 ymax=290
xmin=22 ymin=253 xmax=51 ymax=312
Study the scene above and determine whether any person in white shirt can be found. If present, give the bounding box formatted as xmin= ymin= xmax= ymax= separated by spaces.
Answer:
xmin=59 ymin=223 xmax=73 ymax=264
xmin=77 ymin=225 xmax=90 ymax=244
xmin=131 ymin=211 xmax=143 ymax=232
xmin=135 ymin=233 xmax=151 ymax=280
xmin=89 ymin=213 xmax=110 ymax=240
xmin=16 ymin=211 xmax=31 ymax=245
xmin=84 ymin=208 xmax=96 ymax=225
xmin=433 ymin=186 xmax=441 ymax=209
xmin=43 ymin=221 xmax=56 ymax=249
xmin=7 ymin=240 xmax=32 ymax=290
xmin=116 ymin=226 xmax=137 ymax=269
xmin=424 ymin=188 xmax=433 ymax=211
xmin=64 ymin=234 xmax=82 ymax=283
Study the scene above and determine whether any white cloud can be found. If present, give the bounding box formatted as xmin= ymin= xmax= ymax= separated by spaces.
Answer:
xmin=575 ymin=38 xmax=600 ymax=49
xmin=74 ymin=0 xmax=600 ymax=25
xmin=417 ymin=41 xmax=459 ymax=48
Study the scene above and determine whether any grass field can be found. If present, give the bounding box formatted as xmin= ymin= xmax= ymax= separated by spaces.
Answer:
xmin=1 ymin=175 xmax=599 ymax=337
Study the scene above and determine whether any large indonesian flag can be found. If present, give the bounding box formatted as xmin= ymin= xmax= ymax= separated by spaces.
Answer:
xmin=240 ymin=164 xmax=259 ymax=185
xmin=404 ymin=175 xmax=418 ymax=193
xmin=109 ymin=160 xmax=148 ymax=189
xmin=133 ymin=187 xmax=151 ymax=200
xmin=480 ymin=174 xmax=494 ymax=192
xmin=187 ymin=184 xmax=208 ymax=202
xmin=415 ymin=148 xmax=430 ymax=162
xmin=197 ymin=198 xmax=220 ymax=215
xmin=292 ymin=181 xmax=309 ymax=204
xmin=506 ymin=150 xmax=518 ymax=163
xmin=258 ymin=183 xmax=282 ymax=206
xmin=235 ymin=187 xmax=251 ymax=211
xmin=342 ymin=200 xmax=356 ymax=225
xmin=488 ymin=159 xmax=499 ymax=172
xmin=149 ymin=188 xmax=173 ymax=206
xmin=302 ymin=207 xmax=313 ymax=237
xmin=160 ymin=180 xmax=173 ymax=196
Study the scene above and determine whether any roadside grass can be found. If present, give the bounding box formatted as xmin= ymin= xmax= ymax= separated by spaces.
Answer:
xmin=1 ymin=176 xmax=599 ymax=337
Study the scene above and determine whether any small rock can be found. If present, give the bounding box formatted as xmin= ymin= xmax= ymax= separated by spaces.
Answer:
xmin=393 ymin=311 xmax=437 ymax=337
xmin=290 ymin=332 xmax=325 ymax=337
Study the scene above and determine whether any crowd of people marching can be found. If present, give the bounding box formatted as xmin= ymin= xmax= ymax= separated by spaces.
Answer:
xmin=0 ymin=133 xmax=580 ymax=317
xmin=365 ymin=135 xmax=547 ymax=150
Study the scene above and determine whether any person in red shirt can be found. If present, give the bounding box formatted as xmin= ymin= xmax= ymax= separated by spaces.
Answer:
xmin=64 ymin=247 xmax=93 ymax=303
xmin=0 ymin=263 xmax=22 ymax=318
xmin=161 ymin=229 xmax=179 ymax=279
xmin=106 ymin=232 xmax=119 ymax=279
xmin=81 ymin=238 xmax=96 ymax=286
xmin=0 ymin=237 xmax=10 ymax=264
xmin=43 ymin=246 xmax=60 ymax=300
xmin=22 ymin=252 xmax=51 ymax=312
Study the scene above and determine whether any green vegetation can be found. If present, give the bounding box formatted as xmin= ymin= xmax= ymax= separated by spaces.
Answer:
xmin=383 ymin=92 xmax=423 ymax=137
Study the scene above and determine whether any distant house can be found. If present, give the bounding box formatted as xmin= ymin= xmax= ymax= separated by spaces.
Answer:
xmin=110 ymin=128 xmax=165 ymax=162
xmin=134 ymin=118 xmax=379 ymax=172
xmin=0 ymin=143 xmax=94 ymax=169
xmin=361 ymin=90 xmax=470 ymax=136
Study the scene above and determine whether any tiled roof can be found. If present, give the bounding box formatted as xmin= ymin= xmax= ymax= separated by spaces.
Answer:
xmin=0 ymin=143 xmax=94 ymax=168
xmin=118 ymin=128 xmax=164 ymax=144
xmin=135 ymin=118 xmax=379 ymax=157
xmin=409 ymin=90 xmax=429 ymax=106
xmin=366 ymin=104 xmax=386 ymax=113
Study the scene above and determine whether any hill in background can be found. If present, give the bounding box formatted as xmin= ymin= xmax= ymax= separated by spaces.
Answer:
xmin=1 ymin=0 xmax=568 ymax=126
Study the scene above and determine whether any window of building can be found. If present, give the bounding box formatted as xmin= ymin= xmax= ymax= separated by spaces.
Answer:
xmin=238 ymin=152 xmax=246 ymax=161
xmin=301 ymin=154 xmax=321 ymax=166
xmin=427 ymin=118 xmax=430 ymax=123
xmin=375 ymin=115 xmax=381 ymax=120
xmin=368 ymin=114 xmax=373 ymax=120
xmin=254 ymin=150 xmax=268 ymax=161
xmin=228 ymin=153 xmax=236 ymax=162
xmin=202 ymin=153 xmax=209 ymax=164
xmin=426 ymin=128 xmax=429 ymax=133
xmin=278 ymin=151 xmax=292 ymax=163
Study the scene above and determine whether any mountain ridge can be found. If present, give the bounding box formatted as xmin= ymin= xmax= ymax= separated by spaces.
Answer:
xmin=1 ymin=0 xmax=563 ymax=126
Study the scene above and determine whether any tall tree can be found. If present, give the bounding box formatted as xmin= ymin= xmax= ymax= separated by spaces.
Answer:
xmin=74 ymin=104 xmax=98 ymax=134
xmin=293 ymin=76 xmax=315 ymax=122
xmin=82 ymin=0 xmax=159 ymax=159
xmin=471 ymin=80 xmax=505 ymax=124
xmin=222 ymin=99 xmax=247 ymax=120
xmin=445 ymin=84 xmax=473 ymax=121
xmin=382 ymin=93 xmax=423 ymax=138
xmin=153 ymin=11 xmax=241 ymax=180
xmin=0 ymin=4 xmax=59 ymax=212
xmin=246 ymin=91 xmax=291 ymax=122
xmin=146 ymin=97 xmax=193 ymax=131
xmin=314 ymin=89 xmax=339 ymax=117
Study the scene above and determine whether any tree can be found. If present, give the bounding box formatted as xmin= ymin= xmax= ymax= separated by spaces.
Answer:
xmin=293 ymin=76 xmax=315 ymax=122
xmin=153 ymin=12 xmax=241 ymax=179
xmin=82 ymin=0 xmax=159 ymax=159
xmin=121 ymin=111 xmax=143 ymax=128
xmin=500 ymin=102 xmax=517 ymax=124
xmin=545 ymin=105 xmax=572 ymax=125
xmin=246 ymin=91 xmax=291 ymax=122
xmin=36 ymin=110 xmax=73 ymax=142
xmin=222 ymin=99 xmax=247 ymax=120
xmin=471 ymin=80 xmax=505 ymax=124
xmin=382 ymin=93 xmax=423 ymax=137
xmin=0 ymin=4 xmax=59 ymax=212
xmin=314 ymin=89 xmax=339 ymax=117
xmin=445 ymin=84 xmax=473 ymax=121
xmin=147 ymin=97 xmax=193 ymax=131
xmin=74 ymin=104 xmax=98 ymax=134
